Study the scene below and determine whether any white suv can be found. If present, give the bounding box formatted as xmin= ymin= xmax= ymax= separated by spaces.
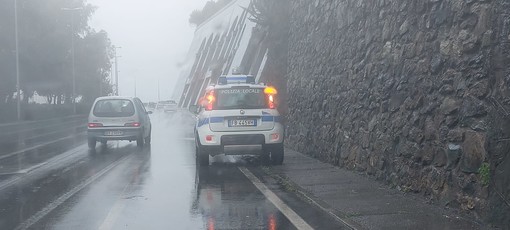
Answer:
xmin=190 ymin=75 xmax=284 ymax=166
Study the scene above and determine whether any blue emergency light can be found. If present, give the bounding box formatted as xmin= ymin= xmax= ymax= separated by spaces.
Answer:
xmin=217 ymin=75 xmax=255 ymax=85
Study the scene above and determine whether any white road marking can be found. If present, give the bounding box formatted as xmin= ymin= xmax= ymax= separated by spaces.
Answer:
xmin=19 ymin=124 xmax=86 ymax=142
xmin=0 ymin=135 xmax=80 ymax=161
xmin=293 ymin=186 xmax=359 ymax=230
xmin=0 ymin=164 xmax=46 ymax=176
xmin=7 ymin=161 xmax=48 ymax=175
xmin=14 ymin=153 xmax=134 ymax=230
xmin=0 ymin=115 xmax=85 ymax=128
xmin=98 ymin=178 xmax=131 ymax=230
xmin=97 ymin=142 xmax=154 ymax=230
xmin=238 ymin=167 xmax=314 ymax=230
xmin=0 ymin=145 xmax=88 ymax=191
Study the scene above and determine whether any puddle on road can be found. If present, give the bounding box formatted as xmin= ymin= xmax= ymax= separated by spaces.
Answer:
xmin=191 ymin=162 xmax=294 ymax=230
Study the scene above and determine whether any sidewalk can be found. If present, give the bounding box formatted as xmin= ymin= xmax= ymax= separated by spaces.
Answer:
xmin=267 ymin=149 xmax=488 ymax=230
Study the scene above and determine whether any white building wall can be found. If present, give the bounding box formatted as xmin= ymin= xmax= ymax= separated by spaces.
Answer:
xmin=175 ymin=0 xmax=255 ymax=104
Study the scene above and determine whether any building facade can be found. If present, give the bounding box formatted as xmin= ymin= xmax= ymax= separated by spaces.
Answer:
xmin=176 ymin=0 xmax=270 ymax=108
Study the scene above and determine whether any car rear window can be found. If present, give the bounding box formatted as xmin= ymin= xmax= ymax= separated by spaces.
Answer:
xmin=93 ymin=99 xmax=135 ymax=117
xmin=215 ymin=87 xmax=267 ymax=110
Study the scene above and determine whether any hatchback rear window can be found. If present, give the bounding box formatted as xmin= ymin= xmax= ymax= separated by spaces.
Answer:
xmin=215 ymin=87 xmax=267 ymax=110
xmin=93 ymin=99 xmax=135 ymax=117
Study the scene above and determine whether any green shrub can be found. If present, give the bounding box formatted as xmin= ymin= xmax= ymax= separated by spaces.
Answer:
xmin=478 ymin=162 xmax=490 ymax=186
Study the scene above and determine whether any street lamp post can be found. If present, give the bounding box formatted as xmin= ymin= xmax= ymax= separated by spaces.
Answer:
xmin=14 ymin=0 xmax=21 ymax=121
xmin=61 ymin=7 xmax=82 ymax=114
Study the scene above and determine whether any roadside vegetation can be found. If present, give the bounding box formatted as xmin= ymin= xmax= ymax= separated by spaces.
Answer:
xmin=0 ymin=0 xmax=113 ymax=122
xmin=188 ymin=0 xmax=233 ymax=26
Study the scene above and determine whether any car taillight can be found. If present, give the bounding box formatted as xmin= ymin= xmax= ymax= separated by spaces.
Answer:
xmin=88 ymin=123 xmax=103 ymax=128
xmin=270 ymin=133 xmax=280 ymax=141
xmin=265 ymin=86 xmax=277 ymax=109
xmin=125 ymin=122 xmax=141 ymax=127
xmin=205 ymin=91 xmax=215 ymax=111
xmin=268 ymin=94 xmax=275 ymax=109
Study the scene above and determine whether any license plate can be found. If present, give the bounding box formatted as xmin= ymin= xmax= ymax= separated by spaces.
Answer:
xmin=104 ymin=131 xmax=123 ymax=136
xmin=229 ymin=119 xmax=256 ymax=127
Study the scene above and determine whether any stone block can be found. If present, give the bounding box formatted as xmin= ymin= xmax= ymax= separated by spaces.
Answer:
xmin=448 ymin=129 xmax=465 ymax=142
xmin=460 ymin=131 xmax=487 ymax=173
xmin=440 ymin=97 xmax=461 ymax=115
xmin=468 ymin=80 xmax=489 ymax=98
xmin=446 ymin=143 xmax=462 ymax=170
xmin=460 ymin=97 xmax=488 ymax=118
xmin=433 ymin=146 xmax=447 ymax=167
xmin=424 ymin=117 xmax=438 ymax=140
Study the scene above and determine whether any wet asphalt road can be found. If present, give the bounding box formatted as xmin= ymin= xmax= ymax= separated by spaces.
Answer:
xmin=0 ymin=112 xmax=345 ymax=230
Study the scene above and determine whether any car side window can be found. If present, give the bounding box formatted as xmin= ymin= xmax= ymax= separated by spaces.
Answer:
xmin=140 ymin=99 xmax=147 ymax=113
xmin=134 ymin=99 xmax=146 ymax=115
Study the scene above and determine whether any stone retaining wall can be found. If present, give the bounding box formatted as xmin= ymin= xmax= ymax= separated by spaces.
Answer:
xmin=285 ymin=0 xmax=510 ymax=226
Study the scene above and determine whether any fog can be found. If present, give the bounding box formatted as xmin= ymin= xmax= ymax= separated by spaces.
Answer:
xmin=88 ymin=0 xmax=209 ymax=103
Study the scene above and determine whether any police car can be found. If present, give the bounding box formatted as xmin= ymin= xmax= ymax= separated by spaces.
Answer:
xmin=190 ymin=75 xmax=284 ymax=166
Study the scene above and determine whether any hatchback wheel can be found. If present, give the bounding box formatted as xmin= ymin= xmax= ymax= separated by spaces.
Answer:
xmin=88 ymin=138 xmax=96 ymax=149
xmin=145 ymin=132 xmax=151 ymax=144
xmin=137 ymin=136 xmax=144 ymax=148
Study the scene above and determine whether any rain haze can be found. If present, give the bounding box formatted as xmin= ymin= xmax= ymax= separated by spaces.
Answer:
xmin=88 ymin=0 xmax=208 ymax=102
xmin=1 ymin=0 xmax=508 ymax=229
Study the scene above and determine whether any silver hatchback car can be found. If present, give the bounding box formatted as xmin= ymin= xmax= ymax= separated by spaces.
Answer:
xmin=87 ymin=96 xmax=152 ymax=149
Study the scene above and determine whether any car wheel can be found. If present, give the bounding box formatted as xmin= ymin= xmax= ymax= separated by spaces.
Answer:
xmin=145 ymin=130 xmax=151 ymax=144
xmin=261 ymin=149 xmax=270 ymax=165
xmin=196 ymin=144 xmax=209 ymax=166
xmin=88 ymin=137 xmax=96 ymax=149
xmin=101 ymin=140 xmax=107 ymax=145
xmin=270 ymin=143 xmax=284 ymax=165
xmin=137 ymin=136 xmax=144 ymax=148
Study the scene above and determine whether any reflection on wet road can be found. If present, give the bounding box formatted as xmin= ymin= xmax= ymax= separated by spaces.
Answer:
xmin=0 ymin=112 xmax=318 ymax=230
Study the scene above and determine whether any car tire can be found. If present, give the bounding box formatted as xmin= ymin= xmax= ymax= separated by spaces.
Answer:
xmin=137 ymin=135 xmax=144 ymax=148
xmin=88 ymin=137 xmax=96 ymax=149
xmin=196 ymin=144 xmax=209 ymax=166
xmin=261 ymin=149 xmax=270 ymax=165
xmin=101 ymin=140 xmax=107 ymax=145
xmin=270 ymin=143 xmax=284 ymax=165
xmin=145 ymin=132 xmax=151 ymax=145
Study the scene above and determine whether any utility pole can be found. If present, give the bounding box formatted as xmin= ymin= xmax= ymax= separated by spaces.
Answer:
xmin=134 ymin=75 xmax=137 ymax=97
xmin=61 ymin=7 xmax=82 ymax=114
xmin=99 ymin=77 xmax=102 ymax=96
xmin=158 ymin=78 xmax=160 ymax=102
xmin=71 ymin=12 xmax=76 ymax=114
xmin=113 ymin=46 xmax=121 ymax=96
xmin=14 ymin=0 xmax=21 ymax=121
xmin=115 ymin=53 xmax=118 ymax=95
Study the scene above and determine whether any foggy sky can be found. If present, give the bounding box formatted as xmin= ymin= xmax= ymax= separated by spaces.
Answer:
xmin=87 ymin=0 xmax=208 ymax=102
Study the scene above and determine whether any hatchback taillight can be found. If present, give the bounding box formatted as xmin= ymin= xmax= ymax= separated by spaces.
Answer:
xmin=88 ymin=123 xmax=103 ymax=128
xmin=124 ymin=122 xmax=141 ymax=127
